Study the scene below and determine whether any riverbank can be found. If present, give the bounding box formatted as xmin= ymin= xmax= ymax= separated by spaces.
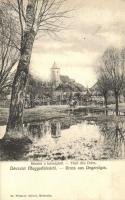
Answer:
xmin=0 ymin=105 xmax=68 ymax=125
xmin=0 ymin=105 xmax=125 ymax=161
xmin=0 ymin=104 xmax=125 ymax=126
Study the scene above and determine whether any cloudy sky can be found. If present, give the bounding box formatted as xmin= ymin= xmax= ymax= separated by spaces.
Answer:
xmin=30 ymin=0 xmax=125 ymax=87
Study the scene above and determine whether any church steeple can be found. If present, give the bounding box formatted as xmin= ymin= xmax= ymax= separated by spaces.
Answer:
xmin=51 ymin=62 xmax=61 ymax=86
xmin=52 ymin=61 xmax=58 ymax=69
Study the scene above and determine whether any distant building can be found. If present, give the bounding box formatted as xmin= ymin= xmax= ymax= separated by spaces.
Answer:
xmin=51 ymin=62 xmax=61 ymax=86
xmin=24 ymin=63 xmax=86 ymax=107
xmin=60 ymin=75 xmax=70 ymax=83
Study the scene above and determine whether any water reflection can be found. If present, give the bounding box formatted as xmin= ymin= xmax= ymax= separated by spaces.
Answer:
xmin=25 ymin=121 xmax=51 ymax=140
xmin=22 ymin=119 xmax=102 ymax=160
xmin=23 ymin=119 xmax=125 ymax=160
xmin=24 ymin=121 xmax=61 ymax=142
xmin=0 ymin=117 xmax=125 ymax=160
xmin=100 ymin=121 xmax=125 ymax=159
xmin=51 ymin=122 xmax=61 ymax=138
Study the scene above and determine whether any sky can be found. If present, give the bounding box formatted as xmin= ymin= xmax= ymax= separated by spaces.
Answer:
xmin=30 ymin=0 xmax=125 ymax=87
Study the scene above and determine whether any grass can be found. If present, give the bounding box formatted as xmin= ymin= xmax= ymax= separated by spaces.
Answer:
xmin=108 ymin=102 xmax=125 ymax=112
xmin=0 ymin=105 xmax=68 ymax=125
xmin=0 ymin=103 xmax=125 ymax=126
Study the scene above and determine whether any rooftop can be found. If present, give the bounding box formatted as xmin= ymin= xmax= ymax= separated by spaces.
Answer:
xmin=51 ymin=61 xmax=60 ymax=69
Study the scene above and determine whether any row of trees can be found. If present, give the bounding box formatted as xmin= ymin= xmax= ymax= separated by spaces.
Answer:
xmin=97 ymin=47 xmax=125 ymax=116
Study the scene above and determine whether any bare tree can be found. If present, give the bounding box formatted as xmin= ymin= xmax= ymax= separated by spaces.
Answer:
xmin=3 ymin=0 xmax=71 ymax=136
xmin=97 ymin=67 xmax=111 ymax=115
xmin=101 ymin=47 xmax=125 ymax=116
xmin=0 ymin=6 xmax=19 ymax=97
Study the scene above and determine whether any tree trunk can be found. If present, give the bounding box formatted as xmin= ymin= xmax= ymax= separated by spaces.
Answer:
xmin=104 ymin=94 xmax=108 ymax=116
xmin=115 ymin=93 xmax=119 ymax=116
xmin=5 ymin=0 xmax=37 ymax=137
xmin=6 ymin=30 xmax=35 ymax=137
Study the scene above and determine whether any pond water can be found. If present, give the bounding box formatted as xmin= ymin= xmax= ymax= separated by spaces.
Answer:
xmin=0 ymin=115 xmax=125 ymax=160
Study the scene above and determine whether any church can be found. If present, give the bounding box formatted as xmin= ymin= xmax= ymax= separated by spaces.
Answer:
xmin=49 ymin=62 xmax=86 ymax=105
xmin=50 ymin=61 xmax=73 ymax=87
xmin=50 ymin=61 xmax=61 ymax=86
xmin=24 ymin=62 xmax=86 ymax=107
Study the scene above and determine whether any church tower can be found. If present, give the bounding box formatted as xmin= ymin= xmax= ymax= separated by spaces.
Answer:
xmin=51 ymin=62 xmax=61 ymax=86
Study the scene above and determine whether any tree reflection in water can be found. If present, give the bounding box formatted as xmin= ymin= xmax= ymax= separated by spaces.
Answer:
xmin=51 ymin=122 xmax=61 ymax=138
xmin=100 ymin=121 xmax=125 ymax=159
xmin=24 ymin=121 xmax=62 ymax=143
xmin=1 ymin=116 xmax=125 ymax=160
xmin=20 ymin=119 xmax=125 ymax=159
xmin=24 ymin=121 xmax=51 ymax=140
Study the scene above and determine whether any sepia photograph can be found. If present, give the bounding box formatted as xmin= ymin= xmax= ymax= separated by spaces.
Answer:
xmin=0 ymin=0 xmax=125 ymax=162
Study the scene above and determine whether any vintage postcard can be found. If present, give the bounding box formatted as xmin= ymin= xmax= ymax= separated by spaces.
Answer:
xmin=0 ymin=0 xmax=125 ymax=199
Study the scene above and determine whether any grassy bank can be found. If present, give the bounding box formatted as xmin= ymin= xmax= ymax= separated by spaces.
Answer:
xmin=0 ymin=105 xmax=68 ymax=125
xmin=0 ymin=104 xmax=125 ymax=126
